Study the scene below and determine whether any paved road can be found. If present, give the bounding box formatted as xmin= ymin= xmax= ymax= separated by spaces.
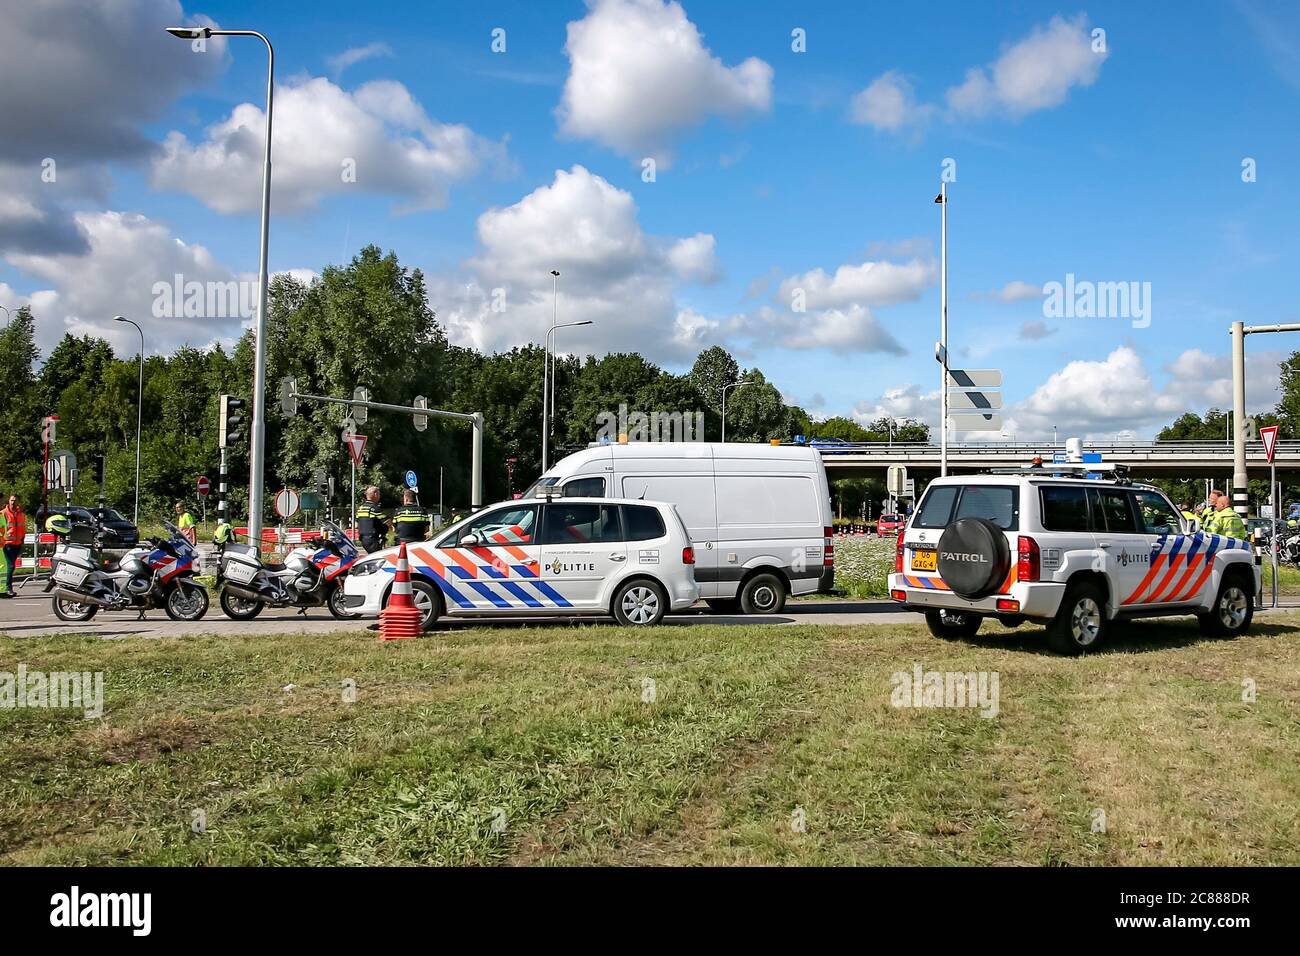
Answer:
xmin=0 ymin=587 xmax=921 ymax=639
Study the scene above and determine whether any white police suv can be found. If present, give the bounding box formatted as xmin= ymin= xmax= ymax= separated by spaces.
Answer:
xmin=343 ymin=496 xmax=699 ymax=630
xmin=888 ymin=465 xmax=1261 ymax=654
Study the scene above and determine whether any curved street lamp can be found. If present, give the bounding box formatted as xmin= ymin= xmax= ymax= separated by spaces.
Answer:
xmin=720 ymin=380 xmax=752 ymax=443
xmin=167 ymin=24 xmax=274 ymax=538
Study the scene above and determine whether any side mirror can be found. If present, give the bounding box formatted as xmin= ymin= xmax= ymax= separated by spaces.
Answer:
xmin=1183 ymin=518 xmax=1201 ymax=534
xmin=458 ymin=532 xmax=481 ymax=547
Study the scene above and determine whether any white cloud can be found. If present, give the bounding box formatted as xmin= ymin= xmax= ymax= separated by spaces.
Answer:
xmin=151 ymin=76 xmax=507 ymax=214
xmin=945 ymin=15 xmax=1107 ymax=118
xmin=8 ymin=211 xmax=252 ymax=355
xmin=1011 ymin=345 xmax=1282 ymax=439
xmin=857 ymin=14 xmax=1107 ymax=135
xmin=853 ymin=383 xmax=941 ymax=428
xmin=776 ymin=258 xmax=936 ymax=312
xmin=557 ymin=0 xmax=773 ymax=161
xmin=432 ymin=165 xmax=710 ymax=362
xmin=667 ymin=233 xmax=720 ymax=283
xmin=976 ymin=279 xmax=1042 ymax=302
xmin=327 ymin=42 xmax=393 ymax=76
xmin=848 ymin=71 xmax=932 ymax=131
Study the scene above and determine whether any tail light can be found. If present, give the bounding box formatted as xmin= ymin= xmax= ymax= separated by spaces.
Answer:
xmin=823 ymin=526 xmax=834 ymax=567
xmin=895 ymin=530 xmax=905 ymax=572
xmin=681 ymin=546 xmax=695 ymax=565
xmin=1017 ymin=535 xmax=1040 ymax=582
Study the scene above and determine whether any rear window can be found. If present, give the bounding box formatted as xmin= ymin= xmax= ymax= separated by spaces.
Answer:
xmin=1089 ymin=488 xmax=1139 ymax=533
xmin=1039 ymin=486 xmax=1091 ymax=532
xmin=540 ymin=504 xmax=621 ymax=544
xmin=621 ymin=505 xmax=667 ymax=541
xmin=914 ymin=484 xmax=1019 ymax=531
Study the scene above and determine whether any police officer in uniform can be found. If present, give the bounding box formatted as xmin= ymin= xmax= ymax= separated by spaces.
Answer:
xmin=213 ymin=520 xmax=238 ymax=553
xmin=1209 ymin=496 xmax=1248 ymax=540
xmin=357 ymin=485 xmax=389 ymax=553
xmin=393 ymin=490 xmax=429 ymax=544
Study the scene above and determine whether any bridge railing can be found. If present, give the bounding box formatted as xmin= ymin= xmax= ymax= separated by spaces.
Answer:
xmin=806 ymin=440 xmax=1300 ymax=455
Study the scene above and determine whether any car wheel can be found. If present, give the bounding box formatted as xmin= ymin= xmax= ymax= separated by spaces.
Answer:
xmin=613 ymin=579 xmax=667 ymax=626
xmin=1046 ymin=581 xmax=1108 ymax=655
xmin=1198 ymin=574 xmax=1253 ymax=637
xmin=924 ymin=608 xmax=981 ymax=639
xmin=220 ymin=590 xmax=264 ymax=620
xmin=165 ymin=580 xmax=209 ymax=621
xmin=385 ymin=578 xmax=440 ymax=631
xmin=704 ymin=597 xmax=740 ymax=613
xmin=739 ymin=573 xmax=786 ymax=614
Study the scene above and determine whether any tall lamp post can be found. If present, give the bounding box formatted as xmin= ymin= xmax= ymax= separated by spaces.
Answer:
xmin=543 ymin=318 xmax=593 ymax=468
xmin=167 ymin=24 xmax=274 ymax=539
xmin=548 ymin=319 xmax=592 ymax=459
xmin=542 ymin=270 xmax=559 ymax=471
xmin=720 ymin=380 xmax=751 ymax=443
xmin=114 ymin=316 xmax=144 ymax=524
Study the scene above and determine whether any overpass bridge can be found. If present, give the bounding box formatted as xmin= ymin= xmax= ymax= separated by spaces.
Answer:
xmin=814 ymin=440 xmax=1300 ymax=481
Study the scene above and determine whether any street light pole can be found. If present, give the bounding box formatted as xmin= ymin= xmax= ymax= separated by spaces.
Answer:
xmin=549 ymin=319 xmax=592 ymax=455
xmin=167 ymin=25 xmax=274 ymax=539
xmin=721 ymin=380 xmax=751 ymax=443
xmin=114 ymin=316 xmax=144 ymax=524
xmin=543 ymin=270 xmax=558 ymax=471
xmin=936 ymin=183 xmax=949 ymax=476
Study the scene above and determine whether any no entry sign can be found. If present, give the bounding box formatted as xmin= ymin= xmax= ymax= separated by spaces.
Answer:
xmin=197 ymin=476 xmax=211 ymax=497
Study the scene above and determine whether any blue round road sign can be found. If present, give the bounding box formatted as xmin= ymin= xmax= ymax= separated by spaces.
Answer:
xmin=404 ymin=470 xmax=418 ymax=489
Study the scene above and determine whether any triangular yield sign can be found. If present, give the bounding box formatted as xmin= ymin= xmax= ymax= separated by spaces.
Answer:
xmin=346 ymin=433 xmax=367 ymax=466
xmin=1261 ymin=424 xmax=1280 ymax=462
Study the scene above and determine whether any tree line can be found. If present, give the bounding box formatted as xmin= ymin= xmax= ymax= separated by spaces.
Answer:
xmin=1 ymin=245 xmax=925 ymax=522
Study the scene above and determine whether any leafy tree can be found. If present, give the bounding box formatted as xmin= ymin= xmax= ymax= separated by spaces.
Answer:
xmin=0 ymin=307 xmax=41 ymax=503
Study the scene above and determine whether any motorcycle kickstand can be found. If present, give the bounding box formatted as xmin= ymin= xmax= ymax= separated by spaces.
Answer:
xmin=297 ymin=606 xmax=309 ymax=616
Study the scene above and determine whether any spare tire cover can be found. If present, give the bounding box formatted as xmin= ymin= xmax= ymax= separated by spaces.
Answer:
xmin=937 ymin=517 xmax=1011 ymax=599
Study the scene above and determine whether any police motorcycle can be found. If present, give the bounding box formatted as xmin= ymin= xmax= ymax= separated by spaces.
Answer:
xmin=50 ymin=519 xmax=209 ymax=623
xmin=215 ymin=519 xmax=359 ymax=620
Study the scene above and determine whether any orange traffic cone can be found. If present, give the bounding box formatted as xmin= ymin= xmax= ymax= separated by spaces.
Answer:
xmin=379 ymin=543 xmax=423 ymax=641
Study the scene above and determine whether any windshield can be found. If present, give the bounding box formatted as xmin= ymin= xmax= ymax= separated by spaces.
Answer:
xmin=520 ymin=476 xmax=559 ymax=499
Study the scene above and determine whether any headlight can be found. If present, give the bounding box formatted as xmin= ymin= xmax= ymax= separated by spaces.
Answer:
xmin=350 ymin=559 xmax=383 ymax=577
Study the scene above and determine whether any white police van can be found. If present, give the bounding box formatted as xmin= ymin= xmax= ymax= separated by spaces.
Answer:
xmin=343 ymin=495 xmax=698 ymax=630
xmin=528 ymin=442 xmax=835 ymax=613
xmin=888 ymin=464 xmax=1260 ymax=654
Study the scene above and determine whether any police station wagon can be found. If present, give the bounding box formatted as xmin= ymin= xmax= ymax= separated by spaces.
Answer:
xmin=343 ymin=496 xmax=699 ymax=630
xmin=888 ymin=466 xmax=1261 ymax=654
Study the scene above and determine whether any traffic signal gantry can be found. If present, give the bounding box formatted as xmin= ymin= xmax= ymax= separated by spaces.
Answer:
xmin=279 ymin=377 xmax=485 ymax=511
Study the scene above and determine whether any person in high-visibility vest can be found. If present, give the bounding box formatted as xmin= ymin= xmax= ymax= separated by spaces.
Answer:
xmin=393 ymin=490 xmax=430 ymax=544
xmin=1 ymin=495 xmax=27 ymax=597
xmin=213 ymin=521 xmax=238 ymax=550
xmin=174 ymin=501 xmax=196 ymax=546
xmin=1178 ymin=502 xmax=1199 ymax=526
xmin=1209 ymin=496 xmax=1247 ymax=540
xmin=1199 ymin=490 xmax=1221 ymax=526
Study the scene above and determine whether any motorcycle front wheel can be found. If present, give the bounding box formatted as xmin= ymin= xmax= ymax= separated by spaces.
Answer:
xmin=52 ymin=595 xmax=97 ymax=622
xmin=219 ymin=589 xmax=264 ymax=620
xmin=165 ymin=580 xmax=210 ymax=621
xmin=327 ymin=582 xmax=360 ymax=620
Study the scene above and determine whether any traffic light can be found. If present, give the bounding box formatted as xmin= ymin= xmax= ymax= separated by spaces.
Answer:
xmin=219 ymin=395 xmax=247 ymax=448
xmin=93 ymin=453 xmax=105 ymax=485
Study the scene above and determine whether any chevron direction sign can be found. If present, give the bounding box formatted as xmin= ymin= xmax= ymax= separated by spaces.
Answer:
xmin=946 ymin=369 xmax=1002 ymax=432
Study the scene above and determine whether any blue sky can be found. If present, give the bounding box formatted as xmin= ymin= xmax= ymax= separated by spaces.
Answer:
xmin=2 ymin=0 xmax=1298 ymax=440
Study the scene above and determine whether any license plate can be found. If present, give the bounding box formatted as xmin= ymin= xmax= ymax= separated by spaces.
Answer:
xmin=910 ymin=549 xmax=937 ymax=572
xmin=224 ymin=562 xmax=256 ymax=584
xmin=55 ymin=564 xmax=88 ymax=586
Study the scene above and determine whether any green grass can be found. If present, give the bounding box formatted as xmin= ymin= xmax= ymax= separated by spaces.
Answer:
xmin=3 ymin=614 xmax=1299 ymax=866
